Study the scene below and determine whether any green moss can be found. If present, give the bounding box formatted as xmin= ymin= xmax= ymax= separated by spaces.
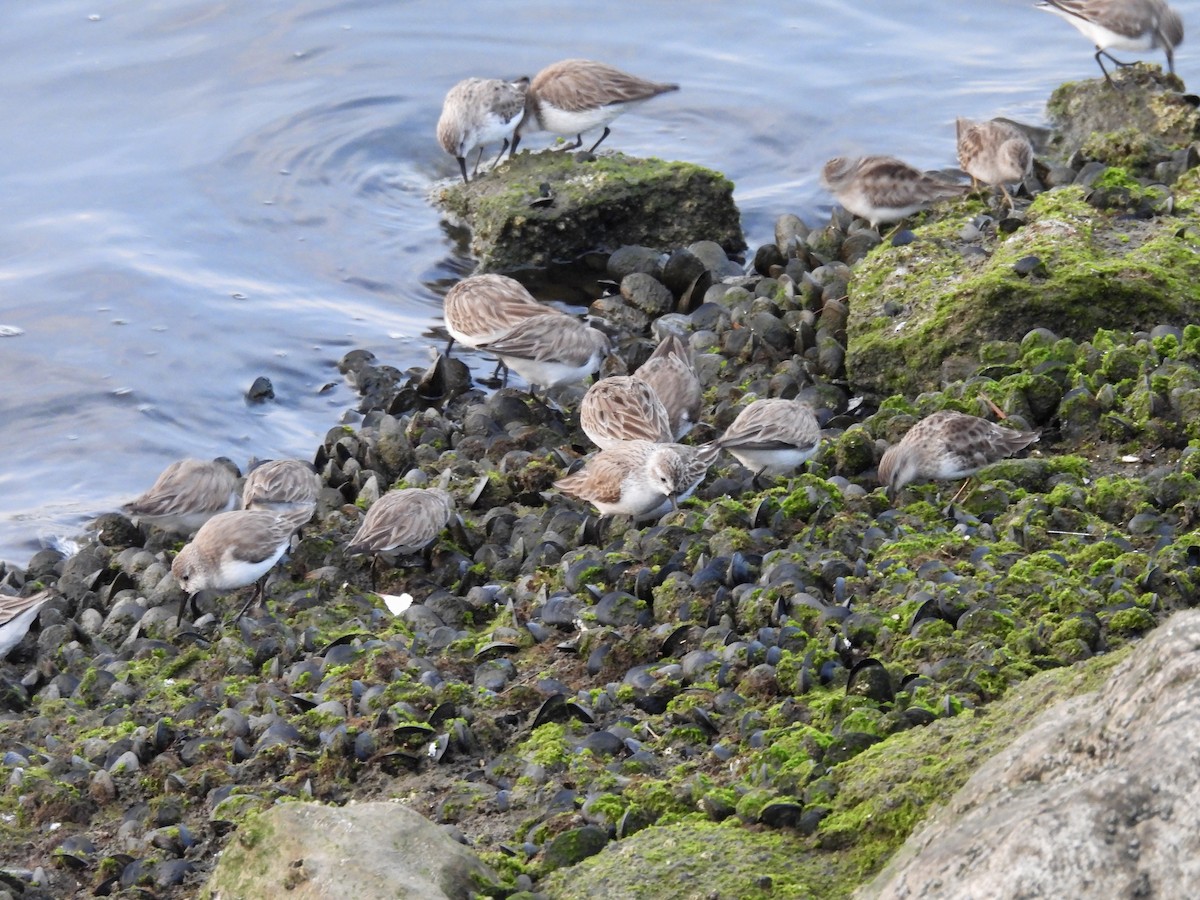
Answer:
xmin=846 ymin=183 xmax=1200 ymax=397
xmin=538 ymin=650 xmax=1129 ymax=900
xmin=516 ymin=723 xmax=572 ymax=769
xmin=539 ymin=819 xmax=816 ymax=900
xmin=433 ymin=150 xmax=744 ymax=271
xmin=1107 ymin=606 xmax=1157 ymax=635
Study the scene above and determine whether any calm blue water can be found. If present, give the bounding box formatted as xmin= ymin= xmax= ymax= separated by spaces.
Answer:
xmin=0 ymin=0 xmax=1195 ymax=565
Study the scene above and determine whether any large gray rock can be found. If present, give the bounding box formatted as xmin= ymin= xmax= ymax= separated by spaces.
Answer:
xmin=205 ymin=801 xmax=498 ymax=899
xmin=859 ymin=610 xmax=1200 ymax=899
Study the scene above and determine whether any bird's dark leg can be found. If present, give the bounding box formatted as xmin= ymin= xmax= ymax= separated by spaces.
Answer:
xmin=456 ymin=156 xmax=469 ymax=183
xmin=489 ymin=357 xmax=509 ymax=384
xmin=471 ymin=146 xmax=485 ymax=178
xmin=586 ymin=126 xmax=612 ymax=154
xmin=510 ymin=133 xmax=521 ymax=157
xmin=444 ymin=336 xmax=456 ymax=356
xmin=489 ymin=139 xmax=510 ymax=168
xmin=564 ymin=133 xmax=584 ymax=150
xmin=232 ymin=578 xmax=265 ymax=625
xmin=1095 ymin=48 xmax=1120 ymax=88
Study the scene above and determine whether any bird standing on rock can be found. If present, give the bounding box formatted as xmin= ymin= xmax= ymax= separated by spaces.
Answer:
xmin=956 ymin=117 xmax=1034 ymax=211
xmin=437 ymin=76 xmax=529 ymax=182
xmin=346 ymin=487 xmax=456 ymax=588
xmin=1037 ymin=0 xmax=1183 ymax=88
xmin=821 ymin=155 xmax=968 ymax=230
xmin=715 ymin=397 xmax=823 ymax=487
xmin=512 ymin=58 xmax=679 ymax=155
xmin=242 ymin=458 xmax=321 ymax=533
xmin=123 ymin=457 xmax=242 ymax=535
xmin=633 ymin=332 xmax=703 ymax=441
xmin=580 ymin=376 xmax=673 ymax=449
xmin=555 ymin=441 xmax=718 ymax=522
xmin=171 ymin=509 xmax=297 ymax=626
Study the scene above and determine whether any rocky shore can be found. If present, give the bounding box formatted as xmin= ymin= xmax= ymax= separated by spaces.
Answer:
xmin=3 ymin=66 xmax=1200 ymax=899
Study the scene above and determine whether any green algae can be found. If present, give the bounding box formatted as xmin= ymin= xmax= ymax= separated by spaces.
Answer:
xmin=536 ymin=648 xmax=1131 ymax=900
xmin=846 ymin=181 xmax=1200 ymax=397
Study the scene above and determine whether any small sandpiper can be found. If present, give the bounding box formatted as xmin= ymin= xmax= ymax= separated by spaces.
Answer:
xmin=346 ymin=487 xmax=455 ymax=588
xmin=123 ymin=457 xmax=242 ymax=534
xmin=633 ymin=332 xmax=703 ymax=441
xmin=242 ymin=458 xmax=322 ymax=532
xmin=877 ymin=410 xmax=1040 ymax=498
xmin=580 ymin=375 xmax=673 ymax=449
xmin=171 ymin=508 xmax=297 ymax=625
xmin=476 ymin=312 xmax=611 ymax=397
xmin=715 ymin=397 xmax=822 ymax=486
xmin=437 ymin=76 xmax=529 ymax=182
xmin=821 ymin=156 xmax=967 ymax=230
xmin=513 ymin=58 xmax=678 ymax=155
xmin=555 ymin=440 xmax=718 ymax=521
xmin=442 ymin=274 xmax=548 ymax=353
xmin=956 ymin=117 xmax=1034 ymax=210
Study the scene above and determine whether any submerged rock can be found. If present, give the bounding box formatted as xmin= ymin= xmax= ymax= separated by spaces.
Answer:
xmin=432 ymin=149 xmax=745 ymax=271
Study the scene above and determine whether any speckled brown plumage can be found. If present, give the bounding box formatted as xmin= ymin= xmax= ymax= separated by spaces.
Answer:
xmin=877 ymin=410 xmax=1040 ymax=494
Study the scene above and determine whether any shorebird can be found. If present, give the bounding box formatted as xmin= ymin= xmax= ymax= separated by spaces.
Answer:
xmin=877 ymin=410 xmax=1040 ymax=499
xmin=633 ymin=332 xmax=703 ymax=440
xmin=1037 ymin=0 xmax=1183 ymax=87
xmin=555 ymin=441 xmax=718 ymax=521
xmin=580 ymin=376 xmax=673 ymax=449
xmin=476 ymin=313 xmax=611 ymax=397
xmin=346 ymin=487 xmax=456 ymax=588
xmin=821 ymin=156 xmax=968 ymax=230
xmin=242 ymin=458 xmax=321 ymax=533
xmin=124 ymin=457 xmax=241 ymax=534
xmin=442 ymin=274 xmax=547 ymax=355
xmin=715 ymin=397 xmax=822 ymax=487
xmin=512 ymin=58 xmax=679 ymax=155
xmin=171 ymin=509 xmax=297 ymax=625
xmin=956 ymin=118 xmax=1035 ymax=210
xmin=437 ymin=76 xmax=529 ymax=182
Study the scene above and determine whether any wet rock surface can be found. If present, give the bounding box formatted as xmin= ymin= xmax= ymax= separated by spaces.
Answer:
xmin=1 ymin=70 xmax=1200 ymax=899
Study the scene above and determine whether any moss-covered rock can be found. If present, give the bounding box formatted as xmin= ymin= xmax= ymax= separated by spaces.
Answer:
xmin=846 ymin=185 xmax=1200 ymax=397
xmin=431 ymin=150 xmax=745 ymax=271
xmin=537 ymin=648 xmax=1128 ymax=900
xmin=1045 ymin=64 xmax=1197 ymax=169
